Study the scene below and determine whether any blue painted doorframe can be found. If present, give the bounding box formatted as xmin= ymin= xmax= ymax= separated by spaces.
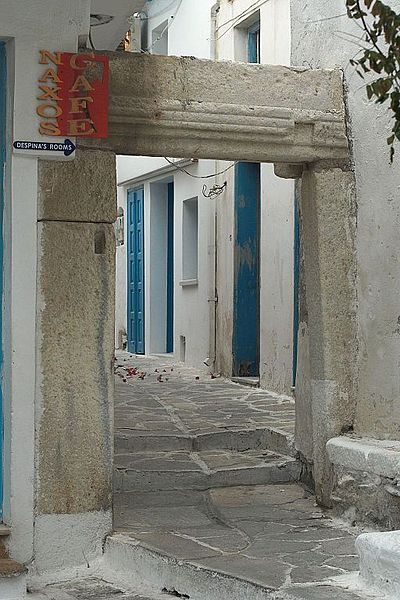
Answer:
xmin=293 ymin=185 xmax=301 ymax=386
xmin=127 ymin=188 xmax=145 ymax=354
xmin=166 ymin=182 xmax=174 ymax=353
xmin=0 ymin=42 xmax=6 ymax=518
xmin=233 ymin=162 xmax=261 ymax=377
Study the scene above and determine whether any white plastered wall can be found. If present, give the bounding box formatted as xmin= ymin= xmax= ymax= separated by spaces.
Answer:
xmin=290 ymin=0 xmax=400 ymax=440
xmin=116 ymin=158 xmax=215 ymax=368
xmin=115 ymin=0 xmax=216 ymax=368
xmin=216 ymin=0 xmax=294 ymax=393
xmin=0 ymin=0 xmax=90 ymax=567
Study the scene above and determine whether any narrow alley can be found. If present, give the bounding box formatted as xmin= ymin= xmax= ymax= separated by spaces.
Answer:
xmin=109 ymin=354 xmax=369 ymax=600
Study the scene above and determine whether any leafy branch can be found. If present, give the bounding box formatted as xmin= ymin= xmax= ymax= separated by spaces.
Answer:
xmin=346 ymin=0 xmax=400 ymax=160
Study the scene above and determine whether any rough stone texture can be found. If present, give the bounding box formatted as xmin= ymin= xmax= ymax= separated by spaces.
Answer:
xmin=298 ymin=165 xmax=358 ymax=506
xmin=34 ymin=577 xmax=164 ymax=600
xmin=328 ymin=437 xmax=400 ymax=480
xmin=38 ymin=150 xmax=117 ymax=223
xmin=108 ymin=483 xmax=365 ymax=600
xmin=81 ymin=53 xmax=348 ymax=164
xmin=115 ymin=448 xmax=299 ymax=494
xmin=327 ymin=437 xmax=400 ymax=529
xmin=115 ymin=353 xmax=295 ymax=453
xmin=37 ymin=221 xmax=115 ymax=514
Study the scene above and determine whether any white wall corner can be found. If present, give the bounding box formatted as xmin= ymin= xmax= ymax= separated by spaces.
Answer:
xmin=357 ymin=530 xmax=400 ymax=600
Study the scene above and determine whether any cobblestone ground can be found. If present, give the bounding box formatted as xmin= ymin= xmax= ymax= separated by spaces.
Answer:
xmin=110 ymin=354 xmax=373 ymax=599
xmin=30 ymin=578 xmax=163 ymax=600
xmin=114 ymin=353 xmax=295 ymax=438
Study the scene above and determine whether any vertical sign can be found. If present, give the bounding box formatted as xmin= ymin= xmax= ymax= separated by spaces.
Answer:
xmin=37 ymin=50 xmax=109 ymax=139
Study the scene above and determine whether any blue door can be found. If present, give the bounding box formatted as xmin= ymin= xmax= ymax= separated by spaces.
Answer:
xmin=0 ymin=43 xmax=6 ymax=517
xmin=233 ymin=162 xmax=260 ymax=377
xmin=293 ymin=186 xmax=301 ymax=386
xmin=127 ymin=188 xmax=145 ymax=354
xmin=166 ymin=182 xmax=174 ymax=353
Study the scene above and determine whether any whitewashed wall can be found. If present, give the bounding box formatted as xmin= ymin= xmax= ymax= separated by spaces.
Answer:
xmin=116 ymin=0 xmax=295 ymax=390
xmin=290 ymin=0 xmax=400 ymax=440
xmin=115 ymin=0 xmax=216 ymax=369
xmin=216 ymin=0 xmax=294 ymax=393
xmin=0 ymin=0 xmax=90 ymax=566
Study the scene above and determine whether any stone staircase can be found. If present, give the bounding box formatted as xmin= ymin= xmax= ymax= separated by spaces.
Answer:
xmin=110 ymin=356 xmax=368 ymax=600
xmin=114 ymin=424 xmax=300 ymax=503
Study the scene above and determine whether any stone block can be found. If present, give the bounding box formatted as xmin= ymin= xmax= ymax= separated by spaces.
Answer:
xmin=38 ymin=149 xmax=116 ymax=223
xmin=37 ymin=221 xmax=115 ymax=515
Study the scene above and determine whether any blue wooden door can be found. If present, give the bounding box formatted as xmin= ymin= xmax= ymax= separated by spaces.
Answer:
xmin=127 ymin=188 xmax=145 ymax=354
xmin=166 ymin=182 xmax=174 ymax=353
xmin=233 ymin=162 xmax=260 ymax=377
xmin=293 ymin=186 xmax=301 ymax=386
xmin=0 ymin=43 xmax=6 ymax=517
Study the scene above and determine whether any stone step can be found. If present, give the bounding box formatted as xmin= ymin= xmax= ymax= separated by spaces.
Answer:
xmin=115 ymin=425 xmax=296 ymax=457
xmin=114 ymin=449 xmax=300 ymax=493
xmin=103 ymin=533 xmax=366 ymax=600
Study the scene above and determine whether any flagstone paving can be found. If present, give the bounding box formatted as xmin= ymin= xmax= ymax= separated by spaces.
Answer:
xmin=113 ymin=483 xmax=369 ymax=598
xmin=110 ymin=354 xmax=373 ymax=599
xmin=114 ymin=353 xmax=295 ymax=449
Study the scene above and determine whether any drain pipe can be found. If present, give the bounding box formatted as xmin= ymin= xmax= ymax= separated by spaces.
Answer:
xmin=207 ymin=2 xmax=220 ymax=374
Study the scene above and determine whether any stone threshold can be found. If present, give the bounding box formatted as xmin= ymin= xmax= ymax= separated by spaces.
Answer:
xmin=327 ymin=436 xmax=400 ymax=480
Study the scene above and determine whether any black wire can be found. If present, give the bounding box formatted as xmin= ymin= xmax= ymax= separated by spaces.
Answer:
xmin=88 ymin=28 xmax=96 ymax=51
xmin=164 ymin=157 xmax=237 ymax=179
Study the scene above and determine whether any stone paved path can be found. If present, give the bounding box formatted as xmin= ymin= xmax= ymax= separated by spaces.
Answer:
xmin=30 ymin=578 xmax=163 ymax=600
xmin=110 ymin=354 xmax=376 ymax=599
xmin=114 ymin=353 xmax=295 ymax=441
xmin=113 ymin=483 xmax=370 ymax=599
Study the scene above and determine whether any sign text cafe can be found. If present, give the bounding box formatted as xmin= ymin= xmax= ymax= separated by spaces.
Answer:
xmin=37 ymin=50 xmax=109 ymax=139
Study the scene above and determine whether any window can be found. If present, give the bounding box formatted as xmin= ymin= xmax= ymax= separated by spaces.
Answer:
xmin=233 ymin=11 xmax=261 ymax=63
xmin=151 ymin=20 xmax=168 ymax=55
xmin=247 ymin=21 xmax=260 ymax=64
xmin=182 ymin=197 xmax=198 ymax=282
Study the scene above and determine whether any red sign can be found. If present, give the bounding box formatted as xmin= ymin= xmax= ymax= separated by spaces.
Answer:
xmin=37 ymin=51 xmax=109 ymax=138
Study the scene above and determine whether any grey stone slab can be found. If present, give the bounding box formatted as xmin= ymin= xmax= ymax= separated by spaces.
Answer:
xmin=174 ymin=527 xmax=249 ymax=552
xmin=115 ymin=506 xmax=213 ymax=531
xmin=194 ymin=554 xmax=288 ymax=589
xmin=289 ymin=565 xmax=345 ymax=584
xmin=319 ymin=537 xmax=357 ymax=557
xmin=114 ymin=489 xmax=205 ymax=509
xmin=282 ymin=585 xmax=366 ymax=599
xmin=133 ymin=532 xmax=222 ymax=560
xmin=323 ymin=555 xmax=360 ymax=571
xmin=115 ymin=451 xmax=202 ymax=472
xmin=244 ymin=538 xmax=319 ymax=558
xmin=209 ymin=483 xmax=307 ymax=507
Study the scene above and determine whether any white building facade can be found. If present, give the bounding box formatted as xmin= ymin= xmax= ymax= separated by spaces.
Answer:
xmin=115 ymin=0 xmax=296 ymax=396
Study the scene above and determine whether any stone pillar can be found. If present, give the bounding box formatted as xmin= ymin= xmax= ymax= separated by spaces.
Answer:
xmin=298 ymin=162 xmax=358 ymax=505
xmin=34 ymin=149 xmax=116 ymax=573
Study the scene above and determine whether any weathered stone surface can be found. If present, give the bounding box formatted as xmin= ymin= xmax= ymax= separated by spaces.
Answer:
xmin=109 ymin=482 xmax=362 ymax=600
xmin=81 ymin=53 xmax=348 ymax=164
xmin=37 ymin=221 xmax=115 ymax=514
xmin=299 ymin=165 xmax=358 ymax=506
xmin=115 ymin=354 xmax=295 ymax=455
xmin=38 ymin=150 xmax=117 ymax=223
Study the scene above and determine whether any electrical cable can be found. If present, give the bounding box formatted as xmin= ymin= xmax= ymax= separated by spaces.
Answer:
xmin=143 ymin=0 xmax=184 ymax=53
xmin=88 ymin=28 xmax=96 ymax=50
xmin=139 ymin=0 xmax=180 ymax=21
xmin=163 ymin=157 xmax=237 ymax=179
xmin=216 ymin=0 xmax=270 ymax=40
